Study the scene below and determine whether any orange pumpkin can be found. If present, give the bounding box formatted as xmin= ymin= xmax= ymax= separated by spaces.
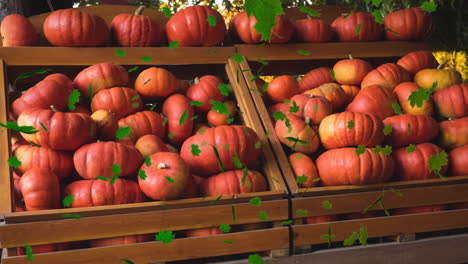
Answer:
xmin=414 ymin=68 xmax=462 ymax=92
xmin=90 ymin=110 xmax=119 ymax=140
xmin=341 ymin=85 xmax=361 ymax=103
xmin=19 ymin=169 xmax=60 ymax=211
xmin=0 ymin=14 xmax=38 ymax=46
xmin=207 ymin=100 xmax=237 ymax=126
xmin=346 ymin=85 xmax=397 ymax=120
xmin=266 ymin=75 xmax=300 ymax=103
xmin=433 ymin=84 xmax=468 ymax=118
xmin=394 ymin=82 xmax=434 ymax=115
xmin=90 ymin=234 xmax=153 ymax=248
xmin=439 ymin=117 xmax=468 ymax=149
xmin=331 ymin=12 xmax=383 ymax=42
xmin=303 ymin=83 xmax=347 ymax=112
xmin=74 ymin=63 xmax=129 ymax=97
xmin=298 ymin=67 xmax=333 ymax=93
xmin=383 ymin=8 xmax=432 ymax=41
xmin=289 ymin=94 xmax=332 ymax=125
xmin=361 ymin=63 xmax=411 ymax=91
xmin=393 ymin=205 xmax=447 ymax=215
xmin=275 ymin=114 xmax=320 ymax=154
xmin=118 ymin=111 xmax=167 ymax=142
xmin=135 ymin=135 xmax=169 ymax=157
xmin=186 ymin=75 xmax=225 ymax=112
xmin=449 ymin=145 xmax=468 ymax=176
xmin=383 ymin=114 xmax=439 ymax=147
xmin=304 ymin=215 xmax=337 ymax=224
xmin=397 ymin=50 xmax=436 ymax=77
xmin=186 ymin=228 xmax=224 ymax=237
xmin=294 ymin=18 xmax=334 ymax=43
xmin=333 ymin=56 xmax=373 ymax=85
xmin=289 ymin=153 xmax=319 ymax=188
xmin=162 ymin=94 xmax=195 ymax=144
xmin=201 ymin=169 xmax=267 ymax=196
xmin=134 ymin=67 xmax=179 ymax=100
xmin=91 ymin=87 xmax=143 ymax=119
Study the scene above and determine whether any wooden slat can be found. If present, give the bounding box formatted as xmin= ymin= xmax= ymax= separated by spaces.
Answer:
xmin=292 ymin=184 xmax=468 ymax=218
xmin=2 ymin=228 xmax=290 ymax=264
xmin=0 ymin=200 xmax=288 ymax=248
xmin=293 ymin=209 xmax=468 ymax=246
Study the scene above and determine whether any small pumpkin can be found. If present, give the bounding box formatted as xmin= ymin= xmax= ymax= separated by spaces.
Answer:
xmin=346 ymin=85 xmax=397 ymax=120
xmin=383 ymin=8 xmax=432 ymax=41
xmin=207 ymin=100 xmax=237 ymax=127
xmin=289 ymin=94 xmax=332 ymax=125
xmin=0 ymin=14 xmax=38 ymax=46
xmin=333 ymin=55 xmax=373 ymax=85
xmin=383 ymin=114 xmax=439 ymax=147
xmin=298 ymin=67 xmax=333 ymax=93
xmin=449 ymin=145 xmax=468 ymax=176
xmin=294 ymin=18 xmax=334 ymax=43
xmin=90 ymin=110 xmax=119 ymax=140
xmin=134 ymin=67 xmax=179 ymax=100
xmin=74 ymin=63 xmax=129 ymax=97
xmin=275 ymin=114 xmax=320 ymax=154
xmin=397 ymin=50 xmax=437 ymax=77
xmin=288 ymin=153 xmax=319 ymax=188
xmin=19 ymin=169 xmax=60 ymax=211
xmin=90 ymin=234 xmax=153 ymax=248
xmin=91 ymin=87 xmax=143 ymax=119
xmin=118 ymin=111 xmax=166 ymax=142
xmin=433 ymin=84 xmax=468 ymax=118
xmin=135 ymin=135 xmax=169 ymax=157
xmin=266 ymin=75 xmax=300 ymax=103
xmin=331 ymin=12 xmax=384 ymax=42
xmin=303 ymin=83 xmax=348 ymax=112
xmin=186 ymin=75 xmax=226 ymax=112
xmin=201 ymin=169 xmax=267 ymax=196
xmin=414 ymin=68 xmax=462 ymax=92
xmin=162 ymin=94 xmax=195 ymax=145
xmin=438 ymin=117 xmax=468 ymax=149
xmin=394 ymin=82 xmax=434 ymax=115
xmin=361 ymin=63 xmax=411 ymax=91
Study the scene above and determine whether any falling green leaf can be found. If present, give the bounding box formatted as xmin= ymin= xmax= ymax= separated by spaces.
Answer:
xmin=289 ymin=101 xmax=300 ymax=113
xmin=142 ymin=56 xmax=153 ymax=62
xmin=330 ymin=69 xmax=336 ymax=81
xmin=392 ymin=103 xmax=403 ymax=115
xmin=24 ymin=244 xmax=33 ymax=261
xmin=248 ymin=254 xmax=264 ymax=264
xmin=161 ymin=7 xmax=172 ymax=18
xmin=244 ymin=0 xmax=284 ymax=41
xmin=14 ymin=69 xmax=52 ymax=85
xmin=379 ymin=201 xmax=391 ymax=216
xmin=128 ymin=66 xmax=139 ymax=72
xmin=7 ymin=156 xmax=21 ymax=168
xmin=63 ymin=214 xmax=81 ymax=219
xmin=169 ymin=41 xmax=179 ymax=49
xmin=428 ymin=151 xmax=448 ymax=178
xmin=406 ymin=144 xmax=416 ymax=153
xmin=219 ymin=224 xmax=231 ymax=233
xmin=191 ymin=144 xmax=201 ymax=156
xmin=68 ymin=89 xmax=80 ymax=111
xmin=343 ymin=10 xmax=355 ymax=19
xmin=223 ymin=240 xmax=235 ymax=244
xmin=149 ymin=103 xmax=158 ymax=111
xmin=313 ymin=103 xmax=319 ymax=112
xmin=297 ymin=50 xmax=311 ymax=56
xmin=241 ymin=166 xmax=249 ymax=186
xmin=206 ymin=15 xmax=217 ymax=26
xmin=115 ymin=127 xmax=131 ymax=139
xmin=383 ymin=125 xmax=393 ymax=136
xmin=322 ymin=200 xmax=333 ymax=210
xmin=408 ymin=81 xmax=437 ymax=108
xmin=210 ymin=195 xmax=223 ymax=205
xmin=62 ymin=195 xmax=74 ymax=207
xmin=249 ymin=197 xmax=262 ymax=207
xmin=232 ymin=205 xmax=236 ymax=223
xmin=384 ymin=27 xmax=400 ymax=36
xmin=273 ymin=111 xmax=287 ymax=121
xmin=421 ymin=1 xmax=437 ymax=12
xmin=372 ymin=9 xmax=383 ymax=24
xmin=233 ymin=152 xmax=243 ymax=169
xmin=343 ymin=232 xmax=359 ymax=246
xmin=139 ymin=169 xmax=147 ymax=180
xmin=372 ymin=0 xmax=383 ymax=6
xmin=39 ymin=121 xmax=48 ymax=131
xmin=218 ymin=83 xmax=232 ymax=96
xmin=312 ymin=177 xmax=321 ymax=183
xmin=259 ymin=211 xmax=269 ymax=221
xmin=320 ymin=225 xmax=336 ymax=248
xmin=363 ymin=193 xmax=384 ymax=213
xmin=112 ymin=164 xmax=121 ymax=177
xmin=355 ymin=23 xmax=362 ymax=35
xmin=190 ymin=115 xmax=199 ymax=121
xmin=391 ymin=187 xmax=403 ymax=197
xmin=166 ymin=176 xmax=175 ymax=183
xmin=359 ymin=226 xmax=368 ymax=246
xmin=89 ymin=85 xmax=94 ymax=103
xmin=232 ymin=53 xmax=244 ymax=63
xmin=355 ymin=145 xmax=366 ymax=156
xmin=97 ymin=176 xmax=109 ymax=181
xmin=296 ymin=209 xmax=308 ymax=216
xmin=379 ymin=145 xmax=393 ymax=156
xmin=347 ymin=120 xmax=355 ymax=129
xmin=120 ymin=259 xmax=135 ymax=264
xmin=299 ymin=6 xmax=320 ymax=17
xmin=210 ymin=144 xmax=224 ymax=172
xmin=155 ymin=230 xmax=175 ymax=243
xmin=110 ymin=175 xmax=118 ymax=185
xmin=254 ymin=141 xmax=262 ymax=149
xmin=190 ymin=100 xmax=203 ymax=107
xmin=210 ymin=100 xmax=230 ymax=115
xmin=115 ymin=49 xmax=126 ymax=56
xmin=296 ymin=174 xmax=308 ymax=184
xmin=179 ymin=110 xmax=188 ymax=125
xmin=281 ymin=220 xmax=293 ymax=226
xmin=168 ymin=132 xmax=175 ymax=139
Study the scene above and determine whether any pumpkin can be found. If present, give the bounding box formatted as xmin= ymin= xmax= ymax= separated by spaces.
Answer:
xmin=64 ymin=179 xmax=146 ymax=207
xmin=12 ymin=73 xmax=73 ymax=119
xmin=269 ymin=103 xmax=290 ymax=117
xmin=449 ymin=145 xmax=468 ymax=176
xmin=439 ymin=117 xmax=468 ymax=149
xmin=74 ymin=63 xmax=129 ymax=97
xmin=111 ymin=6 xmax=163 ymax=47
xmin=289 ymin=153 xmax=319 ymax=188
xmin=275 ymin=114 xmax=320 ymax=154
xmin=0 ymin=14 xmax=38 ymax=46
xmin=17 ymin=243 xmax=67 ymax=256
xmin=186 ymin=75 xmax=225 ymax=112
xmin=180 ymin=125 xmax=261 ymax=176
xmin=394 ymin=82 xmax=434 ymax=115
xmin=13 ymin=172 xmax=23 ymax=210
xmin=90 ymin=110 xmax=119 ymax=140
xmin=383 ymin=114 xmax=439 ymax=147
xmin=294 ymin=18 xmax=334 ymax=43
xmin=318 ymin=112 xmax=384 ymax=149
xmin=266 ymin=75 xmax=299 ymax=103
xmin=316 ymin=148 xmax=394 ymax=186
xmin=181 ymin=175 xmax=204 ymax=199
xmin=207 ymin=100 xmax=237 ymax=127
xmin=19 ymin=169 xmax=60 ymax=211
xmin=74 ymin=141 xmax=143 ymax=179
xmin=331 ymin=12 xmax=383 ymax=42
xmin=361 ymin=63 xmax=411 ymax=91
xmin=118 ymin=111 xmax=166 ymax=142
xmin=345 ymin=211 xmax=382 ymax=220
xmin=134 ymin=67 xmax=179 ymax=100
xmin=162 ymin=94 xmax=195 ymax=144
xmin=201 ymin=169 xmax=267 ymax=196
xmin=230 ymin=11 xmax=294 ymax=44
xmin=397 ymin=50 xmax=437 ymax=77
xmin=433 ymin=84 xmax=468 ymax=118
xmin=414 ymin=68 xmax=462 ymax=92
xmin=177 ymin=79 xmax=190 ymax=94
xmin=17 ymin=109 xmax=95 ymax=151
xmin=346 ymin=85 xmax=397 ymax=120
xmin=186 ymin=228 xmax=224 ymax=237
xmin=91 ymin=87 xmax=143 ymax=119
xmin=393 ymin=143 xmax=447 ymax=181
xmin=304 ymin=83 xmax=348 ymax=112
xmin=43 ymin=9 xmax=109 ymax=46
xmin=135 ymin=135 xmax=169 ymax=157
xmin=138 ymin=152 xmax=189 ymax=200
xmin=383 ymin=8 xmax=432 ymax=41
xmin=289 ymin=94 xmax=332 ymax=125
xmin=341 ymin=85 xmax=361 ymax=103
xmin=90 ymin=234 xmax=153 ymax=248
xmin=393 ymin=205 xmax=447 ymax=215
xmin=333 ymin=55 xmax=373 ymax=85
xmin=298 ymin=67 xmax=333 ymax=93
xmin=13 ymin=145 xmax=73 ymax=180
xmin=71 ymin=105 xmax=92 ymax=115
xmin=166 ymin=5 xmax=226 ymax=47
xmin=304 ymin=215 xmax=337 ymax=224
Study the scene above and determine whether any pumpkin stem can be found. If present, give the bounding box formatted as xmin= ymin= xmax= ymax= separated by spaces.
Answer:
xmin=135 ymin=5 xmax=145 ymax=16
xmin=194 ymin=77 xmax=200 ymax=84
xmin=158 ymin=163 xmax=169 ymax=169
xmin=348 ymin=54 xmax=354 ymax=60
xmin=50 ymin=105 xmax=59 ymax=112
xmin=437 ymin=60 xmax=448 ymax=69
xmin=306 ymin=15 xmax=312 ymax=19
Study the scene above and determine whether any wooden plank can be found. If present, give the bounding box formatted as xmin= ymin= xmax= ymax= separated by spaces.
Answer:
xmin=293 ymin=209 xmax=468 ymax=246
xmin=292 ymin=183 xmax=468 ymax=218
xmin=2 ymin=228 xmax=290 ymax=264
xmin=0 ymin=200 xmax=288 ymax=248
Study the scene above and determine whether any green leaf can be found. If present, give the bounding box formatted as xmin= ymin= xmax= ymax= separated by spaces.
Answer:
xmin=112 ymin=164 xmax=121 ymax=177
xmin=391 ymin=187 xmax=403 ymax=197
xmin=169 ymin=41 xmax=179 ymax=49
xmin=372 ymin=0 xmax=382 ymax=6
xmin=343 ymin=232 xmax=359 ymax=246
xmin=89 ymin=84 xmax=94 ymax=103
xmin=39 ymin=121 xmax=48 ymax=131
xmin=97 ymin=176 xmax=109 ymax=181
xmin=128 ymin=66 xmax=139 ymax=72
xmin=223 ymin=240 xmax=235 ymax=244
xmin=206 ymin=15 xmax=217 ymax=26
xmin=161 ymin=7 xmax=172 ymax=18
xmin=138 ymin=169 xmax=147 ymax=180
xmin=24 ymin=244 xmax=33 ymax=261
xmin=281 ymin=220 xmax=293 ymax=226
xmin=406 ymin=144 xmax=416 ymax=153
xmin=233 ymin=152 xmax=243 ymax=169
xmin=421 ymin=1 xmax=437 ymax=12
xmin=166 ymin=176 xmax=175 ymax=183
xmin=131 ymin=102 xmax=140 ymax=108
xmin=383 ymin=125 xmax=393 ymax=136
xmin=190 ymin=115 xmax=199 ymax=121
xmin=359 ymin=226 xmax=368 ymax=246
xmin=355 ymin=23 xmax=362 ymax=35
xmin=120 ymin=259 xmax=135 ymax=264
xmin=379 ymin=201 xmax=391 ymax=216
xmin=62 ymin=195 xmax=74 ymax=207
xmin=68 ymin=89 xmax=80 ymax=111
xmin=144 ymin=156 xmax=152 ymax=167
xmin=322 ymin=200 xmax=333 ymax=210
xmin=380 ymin=145 xmax=393 ymax=156
xmin=210 ymin=144 xmax=224 ymax=172
xmin=392 ymin=102 xmax=403 ymax=115
xmin=110 ymin=175 xmax=118 ymax=185
xmin=254 ymin=141 xmax=262 ymax=149
xmin=289 ymin=101 xmax=300 ymax=113
xmin=115 ymin=126 xmax=131 ymax=139
xmin=347 ymin=120 xmax=355 ymax=129
xmin=297 ymin=50 xmax=311 ymax=56
xmin=210 ymin=100 xmax=230 ymax=115
xmin=115 ymin=49 xmax=126 ymax=56
xmin=190 ymin=100 xmax=203 ymax=107
xmin=155 ymin=230 xmax=175 ymax=243
xmin=179 ymin=110 xmax=188 ymax=125
xmin=296 ymin=209 xmax=308 ymax=216
xmin=244 ymin=0 xmax=284 ymax=41
xmin=330 ymin=69 xmax=336 ymax=81
xmin=343 ymin=11 xmax=355 ymax=19
xmin=428 ymin=151 xmax=448 ymax=178
xmin=14 ymin=69 xmax=52 ymax=84
xmin=191 ymin=144 xmax=201 ymax=156
xmin=248 ymin=254 xmax=264 ymax=264
xmin=241 ymin=166 xmax=248 ymax=186
xmin=168 ymin=132 xmax=175 ymax=139
xmin=384 ymin=27 xmax=400 ymax=36
xmin=232 ymin=205 xmax=236 ymax=223
xmin=299 ymin=6 xmax=320 ymax=17
xmin=273 ymin=111 xmax=287 ymax=121
xmin=63 ymin=214 xmax=81 ymax=219
xmin=312 ymin=177 xmax=321 ymax=183
xmin=232 ymin=53 xmax=244 ymax=63
xmin=249 ymin=197 xmax=262 ymax=207
xmin=355 ymin=145 xmax=366 ymax=156
xmin=210 ymin=195 xmax=223 ymax=205
xmin=363 ymin=193 xmax=384 ymax=213
xmin=296 ymin=174 xmax=308 ymax=184
xmin=373 ymin=145 xmax=383 ymax=154
xmin=372 ymin=9 xmax=383 ymax=24
xmin=408 ymin=82 xmax=437 ymax=108
xmin=208 ymin=48 xmax=222 ymax=54
xmin=313 ymin=103 xmax=319 ymax=112
xmin=7 ymin=156 xmax=21 ymax=168
xmin=149 ymin=103 xmax=158 ymax=111
xmin=259 ymin=211 xmax=268 ymax=221
xmin=218 ymin=83 xmax=232 ymax=96
xmin=219 ymin=224 xmax=231 ymax=233
xmin=142 ymin=56 xmax=153 ymax=62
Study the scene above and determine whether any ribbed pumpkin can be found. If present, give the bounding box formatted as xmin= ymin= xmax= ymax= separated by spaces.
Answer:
xmin=383 ymin=114 xmax=439 ymax=147
xmin=91 ymin=87 xmax=143 ymax=119
xmin=138 ymin=152 xmax=189 ymax=200
xmin=333 ymin=56 xmax=373 ymax=85
xmin=316 ymin=148 xmax=394 ymax=186
xmin=111 ymin=6 xmax=163 ymax=47
xmin=449 ymin=145 xmax=468 ymax=176
xmin=289 ymin=153 xmax=319 ymax=188
xmin=393 ymin=143 xmax=447 ymax=181
xmin=439 ymin=117 xmax=468 ymax=149
xmin=207 ymin=100 xmax=237 ymax=127
xmin=73 ymin=141 xmax=143 ymax=179
xmin=90 ymin=110 xmax=119 ymax=140
xmin=383 ymin=8 xmax=432 ymax=41
xmin=414 ymin=68 xmax=463 ymax=92
xmin=17 ymin=109 xmax=95 ymax=151
xmin=433 ymin=84 xmax=468 ymax=118
xmin=275 ymin=114 xmax=320 ymax=154
xmin=186 ymin=75 xmax=225 ymax=112
xmin=118 ymin=111 xmax=166 ymax=142
xmin=397 ymin=50 xmax=436 ymax=77
xmin=11 ymin=73 xmax=73 ymax=119
xmin=19 ymin=169 xmax=60 ymax=211
xmin=43 ymin=9 xmax=109 ymax=46
xmin=135 ymin=135 xmax=169 ymax=157
xmin=393 ymin=205 xmax=447 ymax=215
xmin=294 ymin=18 xmax=334 ymax=43
xmin=393 ymin=82 xmax=434 ymax=115
xmin=346 ymin=85 xmax=397 ymax=120
xmin=63 ymin=179 xmax=146 ymax=207
xmin=74 ymin=63 xmax=129 ymax=97
xmin=318 ymin=112 xmax=384 ymax=149
xmin=230 ymin=11 xmax=294 ymax=44
xmin=303 ymin=83 xmax=347 ymax=112
xmin=180 ymin=126 xmax=260 ymax=176
xmin=90 ymin=234 xmax=153 ymax=248
xmin=341 ymin=85 xmax=361 ymax=103
xmin=298 ymin=67 xmax=333 ymax=93
xmin=166 ymin=5 xmax=226 ymax=47
xmin=134 ymin=67 xmax=179 ymax=100
xmin=361 ymin=63 xmax=411 ymax=91
xmin=162 ymin=94 xmax=194 ymax=145
xmin=16 ymin=243 xmax=67 ymax=256
xmin=266 ymin=75 xmax=300 ymax=103
xmin=289 ymin=94 xmax=332 ymax=125
xmin=0 ymin=14 xmax=38 ymax=46
xmin=201 ymin=169 xmax=267 ymax=196
xmin=331 ymin=12 xmax=383 ymax=42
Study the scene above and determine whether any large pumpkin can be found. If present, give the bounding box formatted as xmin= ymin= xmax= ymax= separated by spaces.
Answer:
xmin=43 ymin=9 xmax=109 ymax=46
xmin=11 ymin=73 xmax=73 ymax=119
xmin=111 ymin=6 xmax=163 ymax=47
xmin=303 ymin=83 xmax=348 ymax=112
xmin=439 ymin=117 xmax=468 ymax=149
xmin=289 ymin=153 xmax=319 ymax=188
xmin=298 ymin=67 xmax=333 ymax=93
xmin=201 ymin=169 xmax=267 ymax=196
xmin=138 ymin=152 xmax=189 ymax=200
xmin=361 ymin=63 xmax=411 ymax=91
xmin=266 ymin=75 xmax=300 ymax=103
xmin=333 ymin=56 xmax=373 ymax=85
xmin=162 ymin=94 xmax=195 ymax=145
xmin=91 ymin=110 xmax=119 ymax=140
xmin=289 ymin=94 xmax=332 ymax=125
xmin=393 ymin=143 xmax=447 ymax=181
xmin=166 ymin=5 xmax=226 ymax=47
xmin=90 ymin=234 xmax=153 ymax=248
xmin=316 ymin=148 xmax=394 ymax=186
xmin=318 ymin=112 xmax=384 ymax=149
xmin=433 ymin=84 xmax=468 ymax=118
xmin=64 ymin=179 xmax=146 ymax=207
xmin=394 ymin=82 xmax=434 ymax=115
xmin=17 ymin=109 xmax=95 ymax=151
xmin=186 ymin=75 xmax=225 ymax=112
xmin=397 ymin=50 xmax=436 ymax=77
xmin=134 ymin=67 xmax=179 ymax=100
xmin=135 ymin=135 xmax=169 ymax=157
xmin=294 ymin=18 xmax=334 ymax=43
xmin=0 ymin=14 xmax=38 ymax=46
xmin=275 ymin=114 xmax=320 ymax=154
xmin=449 ymin=145 xmax=468 ymax=176
xmin=414 ymin=68 xmax=462 ymax=92
xmin=74 ymin=63 xmax=129 ymax=97
xmin=346 ymin=85 xmax=397 ymax=120
xmin=207 ymin=100 xmax=237 ymax=126
xmin=73 ymin=141 xmax=143 ymax=179
xmin=383 ymin=114 xmax=439 ymax=147
xmin=19 ymin=169 xmax=60 ymax=211
xmin=13 ymin=145 xmax=73 ymax=180
xmin=393 ymin=205 xmax=447 ymax=215
xmin=230 ymin=11 xmax=294 ymax=44
xmin=118 ymin=111 xmax=166 ymax=142
xmin=180 ymin=125 xmax=261 ymax=176
xmin=91 ymin=87 xmax=143 ymax=119
xmin=383 ymin=8 xmax=432 ymax=41
xmin=331 ymin=12 xmax=383 ymax=42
